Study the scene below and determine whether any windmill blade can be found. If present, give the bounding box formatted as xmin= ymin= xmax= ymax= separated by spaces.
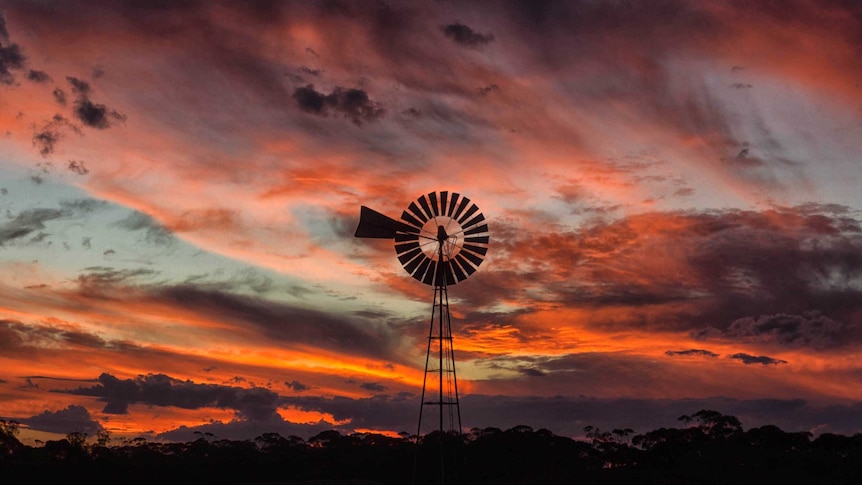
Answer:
xmin=464 ymin=223 xmax=488 ymax=236
xmin=394 ymin=232 xmax=419 ymax=243
xmin=395 ymin=241 xmax=419 ymax=254
xmin=447 ymin=193 xmax=461 ymax=217
xmin=450 ymin=257 xmax=467 ymax=281
xmin=458 ymin=204 xmax=479 ymax=224
xmin=408 ymin=202 xmax=427 ymax=223
xmin=460 ymin=250 xmax=484 ymax=267
xmin=454 ymin=254 xmax=477 ymax=276
xmin=465 ymin=235 xmax=489 ymax=244
xmin=422 ymin=260 xmax=438 ymax=285
xmin=462 ymin=212 xmax=485 ymax=230
xmin=428 ymin=192 xmax=440 ymax=216
xmin=354 ymin=206 xmax=417 ymax=239
xmin=401 ymin=210 xmax=424 ymax=229
xmin=403 ymin=252 xmax=424 ymax=274
xmin=414 ymin=257 xmax=432 ymax=282
xmin=442 ymin=260 xmax=456 ymax=285
xmin=418 ymin=195 xmax=434 ymax=220
xmin=396 ymin=246 xmax=422 ymax=265
xmin=440 ymin=191 xmax=449 ymax=216
xmin=452 ymin=196 xmax=470 ymax=220
xmin=463 ymin=243 xmax=488 ymax=256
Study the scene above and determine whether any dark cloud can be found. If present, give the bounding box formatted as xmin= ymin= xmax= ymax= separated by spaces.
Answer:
xmin=30 ymin=247 xmax=395 ymax=359
xmin=0 ymin=41 xmax=25 ymax=85
xmin=0 ymin=207 xmax=70 ymax=246
xmin=722 ymin=146 xmax=768 ymax=168
xmin=150 ymin=284 xmax=399 ymax=361
xmin=0 ymin=319 xmax=28 ymax=353
xmin=66 ymin=76 xmax=90 ymax=95
xmin=60 ymin=198 xmax=104 ymax=212
xmin=286 ymin=380 xmax=310 ymax=392
xmin=0 ymin=199 xmax=101 ymax=246
xmin=20 ymin=405 xmax=104 ymax=435
xmin=360 ymin=382 xmax=386 ymax=392
xmin=453 ymin=205 xmax=862 ymax=341
xmin=440 ymin=23 xmax=494 ymax=47
xmin=32 ymin=129 xmax=59 ymax=157
xmin=281 ymin=392 xmax=416 ymax=432
xmin=729 ymin=353 xmax=788 ymax=366
xmin=52 ymin=88 xmax=66 ymax=105
xmin=75 ymin=266 xmax=158 ymax=289
xmin=299 ymin=66 xmax=321 ymax=76
xmin=32 ymin=114 xmax=82 ymax=157
xmin=63 ymin=373 xmax=281 ymax=421
xmin=111 ymin=211 xmax=175 ymax=246
xmin=65 ymin=76 xmax=127 ymax=129
xmin=0 ymin=318 xmax=128 ymax=356
xmin=292 ymin=85 xmax=384 ymax=125
xmin=674 ymin=187 xmax=695 ymax=197
xmin=26 ymin=69 xmax=51 ymax=83
xmin=73 ymin=98 xmax=127 ymax=129
xmin=725 ymin=311 xmax=845 ymax=349
xmin=67 ymin=160 xmax=89 ymax=175
xmin=665 ymin=349 xmax=720 ymax=358
xmin=28 ymin=231 xmax=49 ymax=243
xmin=479 ymin=83 xmax=499 ymax=96
xmin=0 ymin=10 xmax=8 ymax=42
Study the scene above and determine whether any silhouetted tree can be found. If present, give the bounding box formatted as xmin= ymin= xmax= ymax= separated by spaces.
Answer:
xmin=4 ymin=411 xmax=862 ymax=484
xmin=0 ymin=420 xmax=24 ymax=463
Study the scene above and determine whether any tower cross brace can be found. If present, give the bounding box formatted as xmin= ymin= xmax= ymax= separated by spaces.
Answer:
xmin=416 ymin=235 xmax=462 ymax=438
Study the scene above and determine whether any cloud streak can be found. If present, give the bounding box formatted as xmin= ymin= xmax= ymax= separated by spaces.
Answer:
xmin=64 ymin=373 xmax=281 ymax=420
xmin=729 ymin=353 xmax=788 ymax=366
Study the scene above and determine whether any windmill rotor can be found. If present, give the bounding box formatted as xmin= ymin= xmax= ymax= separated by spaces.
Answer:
xmin=355 ymin=191 xmax=489 ymax=285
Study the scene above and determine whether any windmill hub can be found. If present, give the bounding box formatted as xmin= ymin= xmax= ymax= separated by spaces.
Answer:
xmin=354 ymin=191 xmax=488 ymax=285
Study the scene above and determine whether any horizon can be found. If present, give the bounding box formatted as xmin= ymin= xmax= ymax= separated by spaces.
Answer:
xmin=2 ymin=0 xmax=862 ymax=445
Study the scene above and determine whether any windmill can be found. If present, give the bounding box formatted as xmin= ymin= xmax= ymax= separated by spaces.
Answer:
xmin=354 ymin=190 xmax=489 ymax=441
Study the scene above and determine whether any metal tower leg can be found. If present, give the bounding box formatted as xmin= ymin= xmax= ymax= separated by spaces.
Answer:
xmin=414 ymin=251 xmax=462 ymax=483
xmin=416 ymin=281 xmax=461 ymax=436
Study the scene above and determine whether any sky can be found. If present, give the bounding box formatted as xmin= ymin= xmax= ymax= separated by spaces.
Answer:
xmin=1 ymin=0 xmax=862 ymax=444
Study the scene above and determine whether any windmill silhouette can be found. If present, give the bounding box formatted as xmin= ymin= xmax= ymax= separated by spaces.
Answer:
xmin=355 ymin=191 xmax=489 ymax=479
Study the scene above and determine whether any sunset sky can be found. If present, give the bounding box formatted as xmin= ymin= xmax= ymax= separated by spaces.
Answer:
xmin=2 ymin=0 xmax=862 ymax=444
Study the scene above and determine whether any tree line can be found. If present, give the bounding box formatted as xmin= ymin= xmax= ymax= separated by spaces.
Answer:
xmin=1 ymin=410 xmax=861 ymax=484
